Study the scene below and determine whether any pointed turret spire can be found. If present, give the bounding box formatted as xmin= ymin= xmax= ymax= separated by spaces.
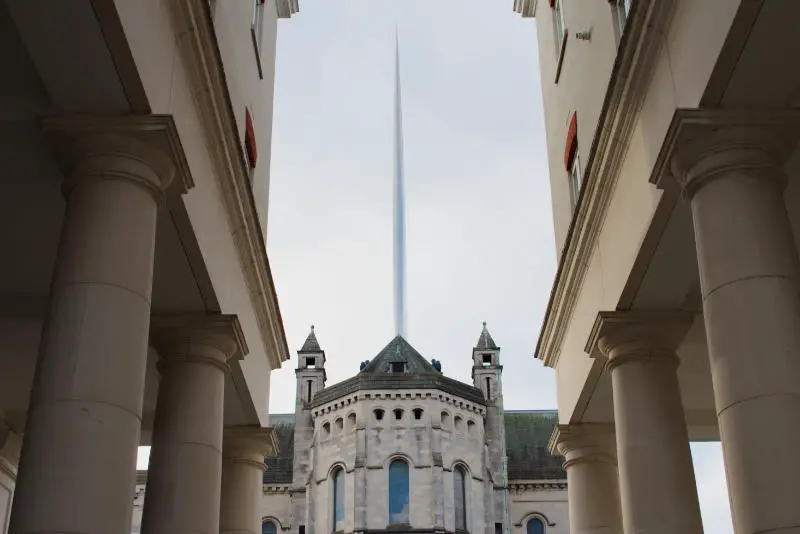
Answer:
xmin=299 ymin=325 xmax=322 ymax=353
xmin=475 ymin=321 xmax=498 ymax=350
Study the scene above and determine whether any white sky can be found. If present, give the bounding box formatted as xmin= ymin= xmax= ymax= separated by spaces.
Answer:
xmin=141 ymin=2 xmax=733 ymax=532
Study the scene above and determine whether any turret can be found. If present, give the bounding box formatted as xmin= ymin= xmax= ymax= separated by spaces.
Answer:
xmin=295 ymin=325 xmax=326 ymax=408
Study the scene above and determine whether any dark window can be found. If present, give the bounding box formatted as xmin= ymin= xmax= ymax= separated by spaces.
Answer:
xmin=527 ymin=518 xmax=545 ymax=534
xmin=394 ymin=409 xmax=404 ymax=420
xmin=300 ymin=526 xmax=306 ymax=534
xmin=495 ymin=523 xmax=503 ymax=534
xmin=262 ymin=522 xmax=277 ymax=534
xmin=391 ymin=362 xmax=405 ymax=373
xmin=485 ymin=377 xmax=491 ymax=400
xmin=322 ymin=422 xmax=331 ymax=436
xmin=482 ymin=354 xmax=492 ymax=365
xmin=332 ymin=467 xmax=345 ymax=531
xmin=306 ymin=381 xmax=312 ymax=403
xmin=374 ymin=409 xmax=385 ymax=421
xmin=454 ymin=466 xmax=467 ymax=531
xmin=306 ymin=357 xmax=316 ymax=368
xmin=389 ymin=460 xmax=410 ymax=524
xmin=413 ymin=408 xmax=423 ymax=420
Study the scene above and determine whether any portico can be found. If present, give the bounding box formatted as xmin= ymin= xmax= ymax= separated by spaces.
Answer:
xmin=0 ymin=1 xmax=293 ymax=533
xmin=516 ymin=0 xmax=800 ymax=532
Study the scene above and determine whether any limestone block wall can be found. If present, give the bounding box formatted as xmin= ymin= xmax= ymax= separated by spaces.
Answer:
xmin=309 ymin=389 xmax=488 ymax=534
xmin=261 ymin=488 xmax=292 ymax=531
xmin=508 ymin=484 xmax=568 ymax=534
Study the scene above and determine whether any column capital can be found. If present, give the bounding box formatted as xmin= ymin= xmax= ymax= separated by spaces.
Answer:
xmin=549 ymin=423 xmax=617 ymax=469
xmin=586 ymin=310 xmax=694 ymax=369
xmin=650 ymin=108 xmax=800 ymax=199
xmin=223 ymin=425 xmax=280 ymax=472
xmin=41 ymin=114 xmax=194 ymax=201
xmin=151 ymin=313 xmax=248 ymax=371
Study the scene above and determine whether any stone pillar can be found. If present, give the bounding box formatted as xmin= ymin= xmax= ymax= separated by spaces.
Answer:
xmin=591 ymin=310 xmax=703 ymax=534
xmin=9 ymin=120 xmax=174 ymax=534
xmin=550 ymin=424 xmax=622 ymax=534
xmin=219 ymin=426 xmax=278 ymax=534
xmin=354 ymin=422 xmax=367 ymax=532
xmin=671 ymin=123 xmax=800 ymax=534
xmin=141 ymin=314 xmax=246 ymax=534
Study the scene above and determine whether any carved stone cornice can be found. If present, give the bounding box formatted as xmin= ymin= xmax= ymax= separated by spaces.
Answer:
xmin=151 ymin=313 xmax=248 ymax=371
xmin=548 ymin=424 xmax=617 ymax=469
xmin=41 ymin=114 xmax=193 ymax=199
xmin=508 ymin=481 xmax=567 ymax=494
xmin=512 ymin=0 xmax=537 ymax=18
xmin=166 ymin=0 xmax=289 ymax=369
xmin=534 ymin=0 xmax=677 ymax=368
xmin=223 ymin=425 xmax=280 ymax=472
xmin=585 ymin=310 xmax=694 ymax=368
xmin=650 ymin=108 xmax=800 ymax=198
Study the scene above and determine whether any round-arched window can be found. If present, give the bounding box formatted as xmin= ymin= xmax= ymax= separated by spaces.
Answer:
xmin=262 ymin=520 xmax=278 ymax=534
xmin=454 ymin=466 xmax=467 ymax=531
xmin=526 ymin=518 xmax=545 ymax=534
xmin=388 ymin=459 xmax=410 ymax=525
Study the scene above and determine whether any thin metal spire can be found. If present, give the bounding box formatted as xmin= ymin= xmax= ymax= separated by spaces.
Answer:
xmin=393 ymin=29 xmax=408 ymax=339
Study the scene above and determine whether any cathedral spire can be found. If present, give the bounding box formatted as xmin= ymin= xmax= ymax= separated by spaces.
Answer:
xmin=476 ymin=321 xmax=498 ymax=350
xmin=393 ymin=29 xmax=408 ymax=339
xmin=299 ymin=325 xmax=322 ymax=353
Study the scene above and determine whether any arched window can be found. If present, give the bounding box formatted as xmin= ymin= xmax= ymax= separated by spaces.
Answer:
xmin=388 ymin=459 xmax=410 ymax=525
xmin=526 ymin=518 xmax=545 ymax=534
xmin=332 ymin=467 xmax=345 ymax=531
xmin=262 ymin=521 xmax=278 ymax=534
xmin=454 ymin=466 xmax=467 ymax=531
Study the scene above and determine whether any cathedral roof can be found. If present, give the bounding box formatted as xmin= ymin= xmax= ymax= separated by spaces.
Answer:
xmin=309 ymin=336 xmax=486 ymax=407
xmin=264 ymin=413 xmax=295 ymax=484
xmin=475 ymin=322 xmax=498 ymax=350
xmin=299 ymin=326 xmax=322 ymax=353
xmin=504 ymin=410 xmax=566 ymax=480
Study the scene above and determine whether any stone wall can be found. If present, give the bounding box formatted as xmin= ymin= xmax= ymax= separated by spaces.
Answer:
xmin=508 ymin=483 xmax=569 ymax=534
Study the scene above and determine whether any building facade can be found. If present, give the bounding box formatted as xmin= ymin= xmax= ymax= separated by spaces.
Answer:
xmin=0 ymin=0 xmax=297 ymax=533
xmin=513 ymin=0 xmax=800 ymax=533
xmin=256 ymin=326 xmax=568 ymax=534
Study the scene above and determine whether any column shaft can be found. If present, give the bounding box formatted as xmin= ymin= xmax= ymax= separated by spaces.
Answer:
xmin=608 ymin=350 xmax=703 ymax=534
xmin=142 ymin=318 xmax=241 ymax=534
xmin=220 ymin=427 xmax=276 ymax=534
xmin=674 ymin=126 xmax=800 ymax=534
xmin=9 ymin=134 xmax=171 ymax=534
xmin=552 ymin=424 xmax=622 ymax=534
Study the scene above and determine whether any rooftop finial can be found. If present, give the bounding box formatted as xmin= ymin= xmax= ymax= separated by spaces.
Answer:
xmin=300 ymin=325 xmax=322 ymax=353
xmin=476 ymin=321 xmax=498 ymax=350
xmin=393 ymin=29 xmax=408 ymax=340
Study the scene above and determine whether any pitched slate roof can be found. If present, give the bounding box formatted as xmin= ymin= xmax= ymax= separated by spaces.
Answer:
xmin=310 ymin=336 xmax=486 ymax=407
xmin=504 ymin=410 xmax=565 ymax=480
xmin=264 ymin=414 xmax=295 ymax=484
xmin=475 ymin=322 xmax=498 ymax=350
xmin=299 ymin=326 xmax=322 ymax=353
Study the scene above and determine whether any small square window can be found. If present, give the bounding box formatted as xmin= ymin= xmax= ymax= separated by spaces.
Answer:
xmin=391 ymin=362 xmax=406 ymax=374
xmin=394 ymin=409 xmax=404 ymax=420
xmin=413 ymin=408 xmax=424 ymax=420
xmin=482 ymin=354 xmax=492 ymax=365
xmin=306 ymin=357 xmax=316 ymax=368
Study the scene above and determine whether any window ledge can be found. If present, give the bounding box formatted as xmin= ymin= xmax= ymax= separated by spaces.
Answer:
xmin=250 ymin=25 xmax=264 ymax=80
xmin=554 ymin=31 xmax=568 ymax=84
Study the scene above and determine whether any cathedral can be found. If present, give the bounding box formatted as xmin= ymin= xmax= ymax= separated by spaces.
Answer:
xmin=257 ymin=325 xmax=568 ymax=534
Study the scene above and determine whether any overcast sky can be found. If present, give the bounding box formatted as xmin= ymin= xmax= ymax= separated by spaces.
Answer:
xmin=142 ymin=2 xmax=733 ymax=532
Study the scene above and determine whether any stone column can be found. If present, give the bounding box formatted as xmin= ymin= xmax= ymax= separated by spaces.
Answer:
xmin=220 ymin=426 xmax=278 ymax=534
xmin=591 ymin=311 xmax=703 ymax=534
xmin=9 ymin=120 xmax=175 ymax=534
xmin=671 ymin=122 xmax=800 ymax=534
xmin=141 ymin=314 xmax=246 ymax=534
xmin=550 ymin=424 xmax=622 ymax=534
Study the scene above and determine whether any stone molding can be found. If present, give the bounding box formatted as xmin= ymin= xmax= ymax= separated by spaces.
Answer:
xmin=311 ymin=390 xmax=485 ymax=418
xmin=548 ymin=424 xmax=617 ymax=469
xmin=151 ymin=313 xmax=248 ymax=371
xmin=223 ymin=425 xmax=280 ymax=472
xmin=41 ymin=114 xmax=193 ymax=201
xmin=534 ymin=0 xmax=677 ymax=368
xmin=650 ymin=108 xmax=800 ymax=199
xmin=512 ymin=0 xmax=537 ymax=18
xmin=585 ymin=310 xmax=694 ymax=369
xmin=508 ymin=481 xmax=567 ymax=494
xmin=166 ymin=0 xmax=289 ymax=369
